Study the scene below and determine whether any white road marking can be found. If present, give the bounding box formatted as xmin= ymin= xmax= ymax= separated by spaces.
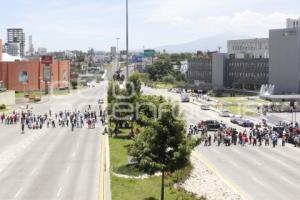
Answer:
xmin=66 ymin=166 xmax=71 ymax=174
xmin=71 ymin=152 xmax=76 ymax=158
xmin=31 ymin=167 xmax=38 ymax=175
xmin=14 ymin=188 xmax=23 ymax=198
xmin=229 ymin=160 xmax=240 ymax=168
xmin=252 ymin=177 xmax=265 ymax=187
xmin=280 ymin=176 xmax=296 ymax=186
xmin=57 ymin=187 xmax=62 ymax=197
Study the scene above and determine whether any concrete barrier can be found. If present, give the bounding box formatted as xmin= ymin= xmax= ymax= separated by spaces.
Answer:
xmin=0 ymin=91 xmax=15 ymax=106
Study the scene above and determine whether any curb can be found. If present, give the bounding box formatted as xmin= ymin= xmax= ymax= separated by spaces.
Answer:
xmin=193 ymin=151 xmax=251 ymax=200
xmin=99 ymin=133 xmax=111 ymax=200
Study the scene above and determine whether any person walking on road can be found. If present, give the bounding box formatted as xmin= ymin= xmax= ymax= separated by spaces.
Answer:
xmin=21 ymin=122 xmax=25 ymax=134
xmin=271 ymin=131 xmax=278 ymax=148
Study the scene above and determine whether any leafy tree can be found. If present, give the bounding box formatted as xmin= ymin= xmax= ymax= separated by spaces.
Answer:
xmin=128 ymin=101 xmax=191 ymax=200
xmin=162 ymin=75 xmax=176 ymax=84
xmin=147 ymin=60 xmax=173 ymax=81
xmin=128 ymin=101 xmax=191 ymax=174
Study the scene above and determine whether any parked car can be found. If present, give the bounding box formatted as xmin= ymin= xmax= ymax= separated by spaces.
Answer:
xmin=201 ymin=104 xmax=210 ymax=110
xmin=230 ymin=115 xmax=242 ymax=124
xmin=201 ymin=120 xmax=222 ymax=131
xmin=219 ymin=110 xmax=230 ymax=117
xmin=98 ymin=98 xmax=104 ymax=104
xmin=238 ymin=119 xmax=254 ymax=127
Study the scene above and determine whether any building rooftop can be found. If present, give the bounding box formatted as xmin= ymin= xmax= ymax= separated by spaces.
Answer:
xmin=1 ymin=53 xmax=22 ymax=62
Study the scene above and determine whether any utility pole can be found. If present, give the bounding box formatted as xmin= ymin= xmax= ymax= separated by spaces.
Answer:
xmin=126 ymin=0 xmax=129 ymax=81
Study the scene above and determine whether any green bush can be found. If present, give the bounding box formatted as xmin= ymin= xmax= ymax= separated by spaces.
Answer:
xmin=169 ymin=164 xmax=193 ymax=185
xmin=162 ymin=75 xmax=176 ymax=84
xmin=0 ymin=104 xmax=6 ymax=110
xmin=71 ymin=80 xmax=78 ymax=89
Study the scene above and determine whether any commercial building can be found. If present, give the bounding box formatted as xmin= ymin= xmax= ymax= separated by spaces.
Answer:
xmin=7 ymin=28 xmax=25 ymax=57
xmin=5 ymin=42 xmax=20 ymax=57
xmin=27 ymin=35 xmax=35 ymax=56
xmin=269 ymin=28 xmax=300 ymax=94
xmin=187 ymin=58 xmax=212 ymax=85
xmin=111 ymin=46 xmax=117 ymax=57
xmin=188 ymin=54 xmax=269 ymax=91
xmin=0 ymin=60 xmax=70 ymax=91
xmin=226 ymin=57 xmax=269 ymax=90
xmin=227 ymin=38 xmax=269 ymax=59
xmin=37 ymin=48 xmax=47 ymax=55
xmin=286 ymin=18 xmax=300 ymax=29
xmin=0 ymin=39 xmax=2 ymax=61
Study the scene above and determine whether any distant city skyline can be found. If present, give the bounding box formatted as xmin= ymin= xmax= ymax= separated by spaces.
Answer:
xmin=0 ymin=0 xmax=300 ymax=51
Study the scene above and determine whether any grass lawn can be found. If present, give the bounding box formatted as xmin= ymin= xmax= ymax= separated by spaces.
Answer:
xmin=214 ymin=96 xmax=267 ymax=105
xmin=213 ymin=96 xmax=267 ymax=117
xmin=155 ymin=82 xmax=176 ymax=89
xmin=52 ymin=89 xmax=70 ymax=95
xmin=109 ymin=128 xmax=201 ymax=200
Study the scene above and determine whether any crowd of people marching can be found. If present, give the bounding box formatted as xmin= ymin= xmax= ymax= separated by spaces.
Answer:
xmin=0 ymin=104 xmax=107 ymax=134
xmin=189 ymin=120 xmax=300 ymax=148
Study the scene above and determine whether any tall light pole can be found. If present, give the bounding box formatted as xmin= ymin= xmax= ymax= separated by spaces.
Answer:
xmin=116 ymin=37 xmax=120 ymax=72
xmin=126 ymin=0 xmax=129 ymax=81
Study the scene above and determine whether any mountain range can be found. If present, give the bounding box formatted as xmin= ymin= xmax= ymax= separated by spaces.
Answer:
xmin=155 ymin=32 xmax=251 ymax=53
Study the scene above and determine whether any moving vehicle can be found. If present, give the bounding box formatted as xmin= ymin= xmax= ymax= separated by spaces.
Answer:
xmin=230 ymin=115 xmax=243 ymax=124
xmin=181 ymin=92 xmax=190 ymax=102
xmin=219 ymin=110 xmax=230 ymax=117
xmin=238 ymin=119 xmax=254 ymax=127
xmin=201 ymin=104 xmax=210 ymax=110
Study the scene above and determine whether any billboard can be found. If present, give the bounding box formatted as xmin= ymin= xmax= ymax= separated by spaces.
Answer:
xmin=43 ymin=66 xmax=51 ymax=82
xmin=41 ymin=55 xmax=53 ymax=65
xmin=144 ymin=49 xmax=156 ymax=57
xmin=132 ymin=55 xmax=144 ymax=63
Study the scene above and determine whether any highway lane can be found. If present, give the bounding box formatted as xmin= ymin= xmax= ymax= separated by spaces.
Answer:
xmin=0 ymin=81 xmax=107 ymax=200
xmin=143 ymin=86 xmax=300 ymax=200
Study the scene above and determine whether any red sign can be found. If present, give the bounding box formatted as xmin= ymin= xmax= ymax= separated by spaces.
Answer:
xmin=41 ymin=56 xmax=53 ymax=65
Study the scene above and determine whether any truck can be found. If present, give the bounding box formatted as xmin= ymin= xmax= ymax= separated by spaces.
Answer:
xmin=181 ymin=92 xmax=190 ymax=102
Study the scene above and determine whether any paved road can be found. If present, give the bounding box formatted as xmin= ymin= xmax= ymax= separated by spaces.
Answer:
xmin=143 ymin=86 xmax=300 ymax=200
xmin=0 ymin=81 xmax=108 ymax=200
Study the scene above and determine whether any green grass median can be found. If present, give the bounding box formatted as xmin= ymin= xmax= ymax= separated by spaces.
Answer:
xmin=109 ymin=128 xmax=202 ymax=200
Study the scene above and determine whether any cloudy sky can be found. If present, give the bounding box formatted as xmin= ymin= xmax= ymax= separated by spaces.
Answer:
xmin=0 ymin=0 xmax=299 ymax=51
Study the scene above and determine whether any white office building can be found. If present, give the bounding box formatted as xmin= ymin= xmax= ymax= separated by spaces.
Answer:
xmin=5 ymin=42 xmax=20 ymax=57
xmin=37 ymin=47 xmax=47 ymax=55
xmin=286 ymin=18 xmax=300 ymax=29
xmin=7 ymin=28 xmax=25 ymax=57
xmin=227 ymin=38 xmax=269 ymax=59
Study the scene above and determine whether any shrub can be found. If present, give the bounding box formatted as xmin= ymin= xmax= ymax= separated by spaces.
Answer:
xmin=162 ymin=75 xmax=176 ymax=84
xmin=0 ymin=104 xmax=6 ymax=110
xmin=71 ymin=80 xmax=78 ymax=89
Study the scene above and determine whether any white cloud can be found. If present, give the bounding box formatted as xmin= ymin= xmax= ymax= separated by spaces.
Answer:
xmin=201 ymin=11 xmax=299 ymax=36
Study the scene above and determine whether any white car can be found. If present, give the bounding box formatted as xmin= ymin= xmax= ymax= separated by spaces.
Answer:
xmin=201 ymin=105 xmax=210 ymax=110
xmin=219 ymin=110 xmax=230 ymax=117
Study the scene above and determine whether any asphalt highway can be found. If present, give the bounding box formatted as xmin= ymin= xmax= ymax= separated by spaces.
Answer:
xmin=143 ymin=86 xmax=300 ymax=200
xmin=0 ymin=82 xmax=108 ymax=200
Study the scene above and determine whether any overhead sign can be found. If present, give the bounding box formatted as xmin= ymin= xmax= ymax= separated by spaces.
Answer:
xmin=43 ymin=66 xmax=51 ymax=82
xmin=41 ymin=55 xmax=53 ymax=65
xmin=144 ymin=49 xmax=155 ymax=57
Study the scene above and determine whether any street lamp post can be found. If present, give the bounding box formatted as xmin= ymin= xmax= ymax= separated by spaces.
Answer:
xmin=116 ymin=37 xmax=120 ymax=72
xmin=126 ymin=0 xmax=129 ymax=81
